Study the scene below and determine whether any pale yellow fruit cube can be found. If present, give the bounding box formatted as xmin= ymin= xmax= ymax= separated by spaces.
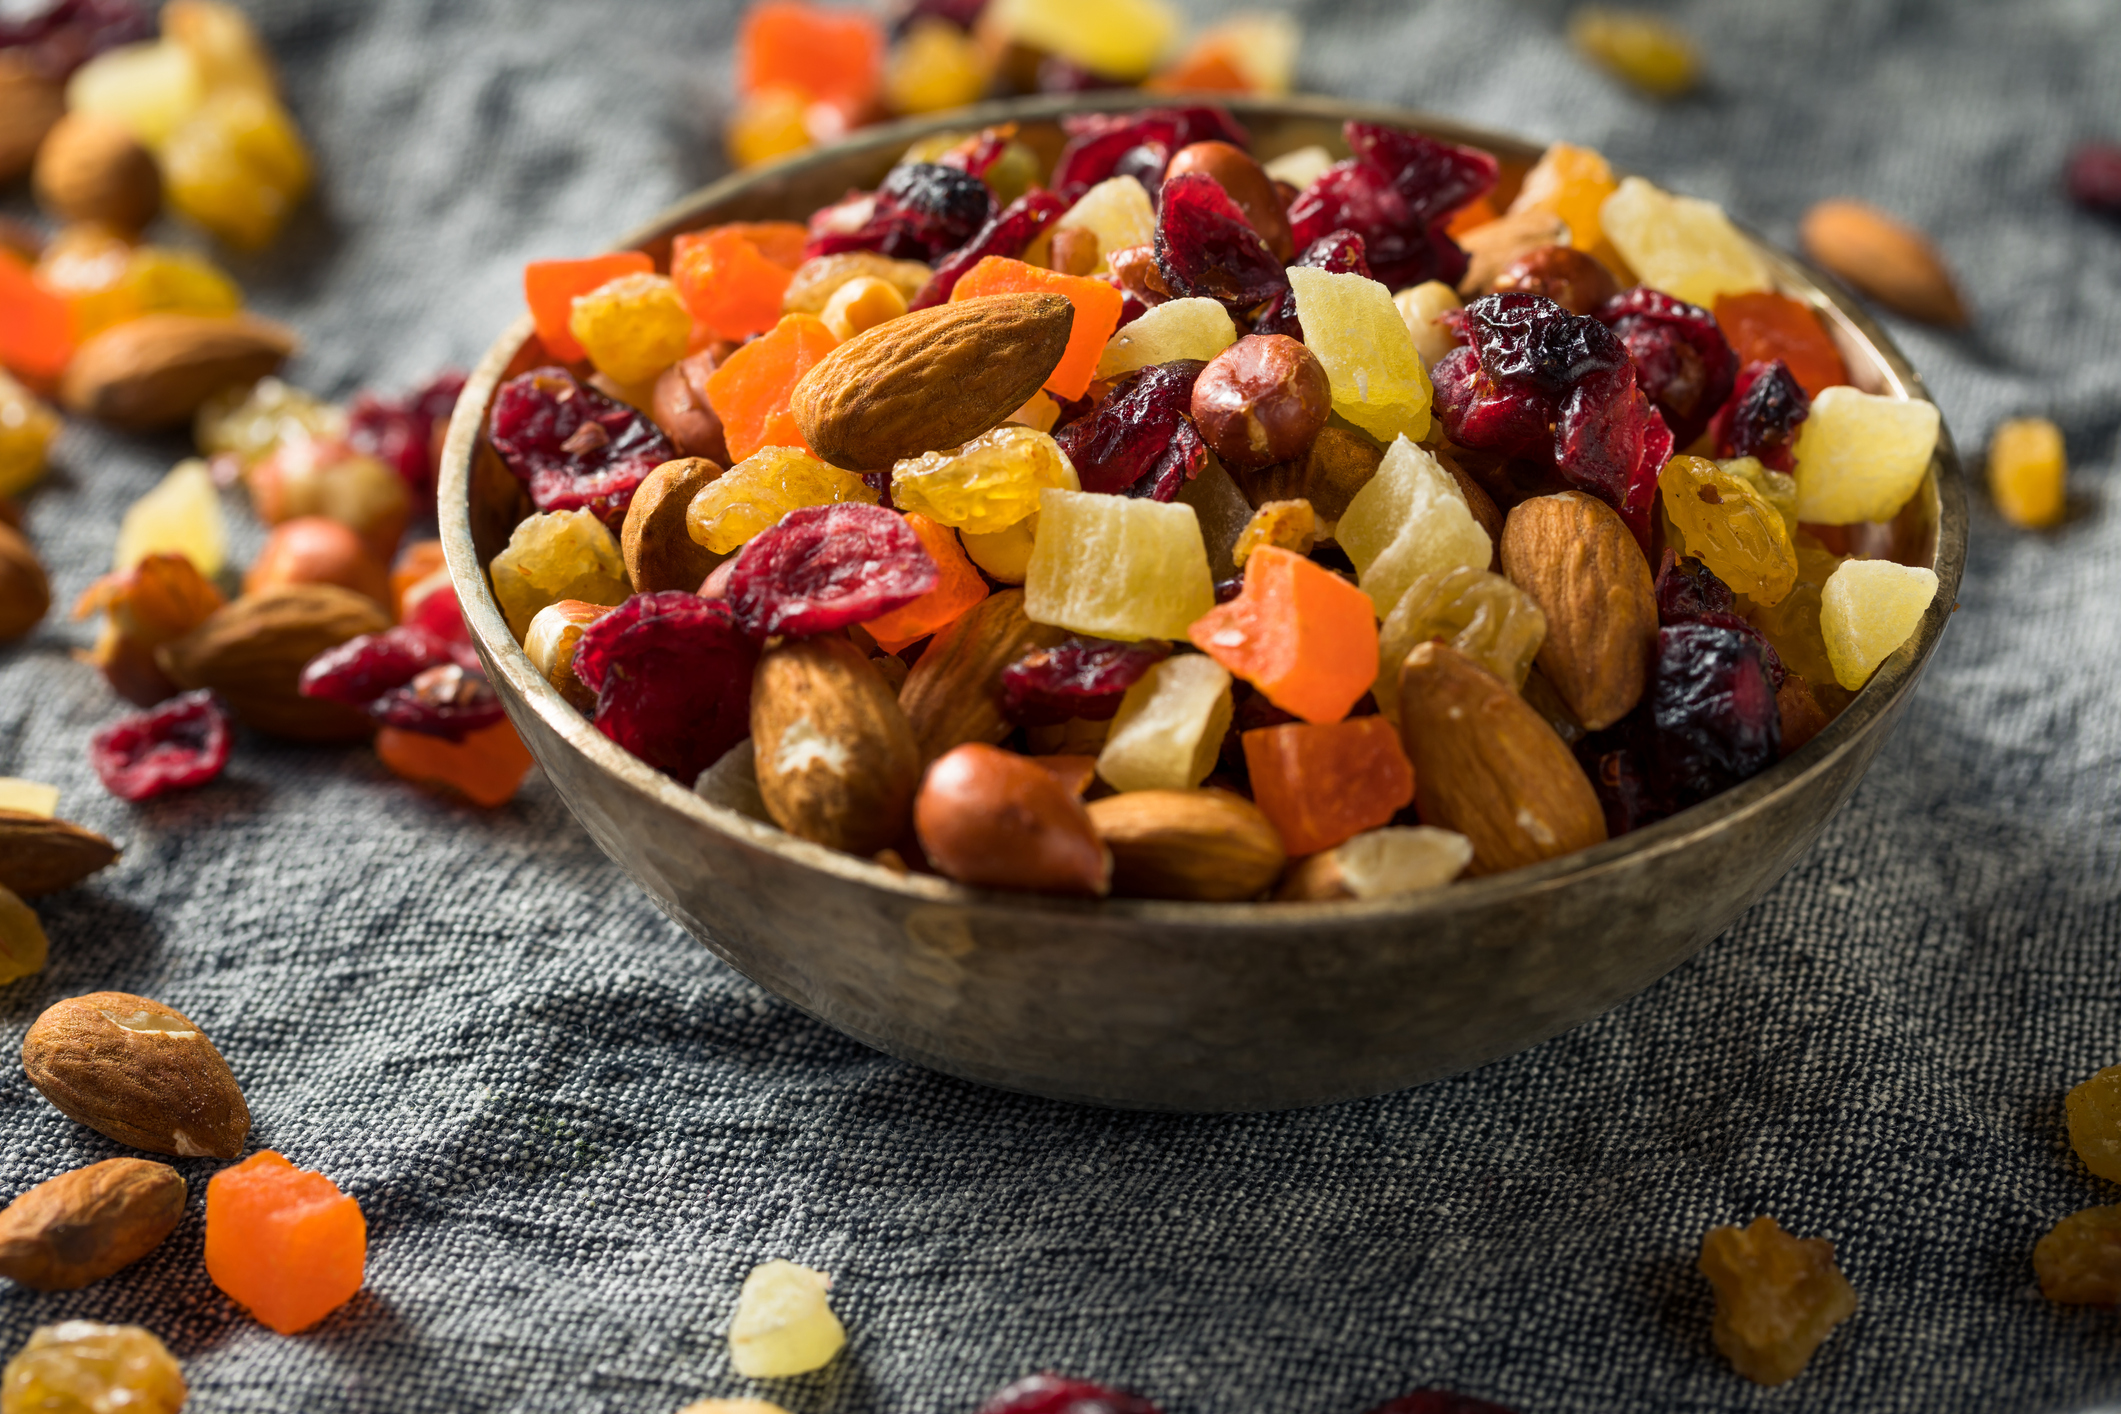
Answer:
xmin=1336 ymin=436 xmax=1491 ymax=615
xmin=1096 ymin=297 xmax=1237 ymax=380
xmin=985 ymin=0 xmax=1179 ymax=80
xmin=1598 ymin=176 xmax=1770 ymax=309
xmin=1050 ymin=176 xmax=1156 ymax=275
xmin=1024 ymin=489 xmax=1214 ymax=641
xmin=67 ymin=41 xmax=204 ymax=148
xmin=728 ymin=1259 xmax=846 ymax=1379
xmin=688 ymin=448 xmax=878 ymax=554
xmin=115 ymin=459 xmax=226 ymax=575
xmin=961 ymin=513 xmax=1037 ymax=584
xmin=1334 ymin=826 xmax=1473 ymax=898
xmin=0 ymin=779 xmax=59 ymax=817
xmin=1288 ymin=267 xmax=1432 ymax=444
xmin=1819 ymin=559 xmax=1938 ymax=689
xmin=1263 ymin=145 xmax=1334 ymax=191
xmin=893 ymin=424 xmax=1078 ymax=535
xmin=1392 ymin=281 xmax=1463 ymax=371
xmin=1095 ymin=654 xmax=1233 ymax=792
xmin=1792 ymin=386 xmax=1941 ymax=525
xmin=490 ymin=509 xmax=629 ymax=640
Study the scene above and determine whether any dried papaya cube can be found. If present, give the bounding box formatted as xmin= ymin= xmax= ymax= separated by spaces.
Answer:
xmin=892 ymin=423 xmax=1077 ymax=536
xmin=728 ymin=1259 xmax=846 ymax=1378
xmin=1335 ymin=437 xmax=1491 ymax=616
xmin=1658 ymin=454 xmax=1797 ymax=605
xmin=1792 ymin=387 xmax=1940 ymax=525
xmin=1712 ymin=291 xmax=1849 ymax=398
xmin=1024 ymin=489 xmax=1214 ymax=642
xmin=1095 ymin=654 xmax=1233 ymax=793
xmin=1188 ymin=546 xmax=1375 ymax=724
xmin=702 ymin=313 xmax=839 ymax=462
xmin=1043 ymin=176 xmax=1156 ymax=276
xmin=115 ymin=460 xmax=227 ymax=576
xmin=1698 ymin=1216 xmax=1857 ymax=1385
xmin=204 ymin=1151 xmax=366 ymax=1335
xmin=738 ymin=1 xmax=883 ymax=112
xmin=685 ymin=446 xmax=877 ymax=555
xmin=524 ymin=252 xmax=654 ymax=364
xmin=1243 ymin=716 xmax=1414 ymax=858
xmin=1818 ymin=559 xmax=1937 ymax=690
xmin=1987 ymin=415 xmax=2067 ymax=530
xmin=1374 ymin=566 xmax=1546 ymax=722
xmin=2036 ymin=1206 xmax=2121 ymax=1305
xmin=673 ymin=226 xmax=799 ymax=345
xmin=1 ymin=1322 xmax=186 ymax=1414
xmin=1096 ymin=297 xmax=1236 ymax=381
xmin=376 ymin=719 xmax=535 ymax=808
xmin=961 ymin=513 xmax=1038 ymax=584
xmin=862 ymin=513 xmax=989 ymax=651
xmin=0 ymin=248 xmax=74 ymax=383
xmin=950 ymin=257 xmax=1124 ymax=401
xmin=2068 ymin=1065 xmax=2121 ymax=1183
xmin=489 ymin=508 xmax=630 ymax=640
xmin=1600 ymin=176 xmax=1770 ymax=309
xmin=569 ymin=272 xmax=692 ymax=388
xmin=1286 ymin=267 xmax=1432 ymax=445
xmin=1507 ymin=141 xmax=1617 ymax=252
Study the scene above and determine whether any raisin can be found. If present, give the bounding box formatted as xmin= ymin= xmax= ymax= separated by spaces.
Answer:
xmin=1647 ymin=622 xmax=1781 ymax=803
xmin=1366 ymin=1392 xmax=1521 ymax=1414
xmin=1053 ymin=361 xmax=1208 ymax=497
xmin=368 ymin=663 xmax=505 ymax=741
xmin=1287 ymin=121 xmax=1496 ymax=289
xmin=298 ymin=625 xmax=453 ymax=707
xmin=573 ymin=592 xmax=758 ymax=783
xmin=2036 ymin=1206 xmax=2121 ymax=1305
xmin=89 ymin=690 xmax=233 ymax=801
xmin=724 ymin=503 xmax=939 ymax=640
xmin=911 ymin=188 xmax=1071 ymax=309
xmin=488 ymin=367 xmax=673 ymax=527
xmin=1709 ymin=359 xmax=1809 ymax=472
xmin=977 ymin=1373 xmax=1161 ymax=1414
xmin=1000 ymin=637 xmax=1172 ymax=725
xmin=347 ymin=368 xmax=466 ymax=511
xmin=2067 ymin=142 xmax=2121 ymax=217
xmin=1049 ymin=106 xmax=1250 ymax=202
xmin=804 ymin=162 xmax=995 ymax=263
xmin=1154 ymin=171 xmax=1289 ymax=313
xmin=1654 ymin=551 xmax=1787 ymax=689
xmin=1253 ymin=229 xmax=1372 ymax=338
xmin=1596 ymin=285 xmax=1736 ymax=448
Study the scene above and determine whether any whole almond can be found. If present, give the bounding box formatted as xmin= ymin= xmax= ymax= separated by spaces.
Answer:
xmin=1455 ymin=208 xmax=1571 ymax=298
xmin=0 ymin=1158 xmax=185 ymax=1291
xmin=0 ymin=54 xmax=64 ymax=184
xmin=21 ymin=992 xmax=251 ymax=1159
xmin=914 ymin=742 xmax=1110 ymax=896
xmin=1397 ymin=641 xmax=1607 ymax=876
xmin=157 ymin=583 xmax=388 ymax=741
xmin=61 ymin=313 xmax=298 ymax=430
xmin=33 ymin=111 xmax=161 ymax=233
xmin=897 ymin=588 xmax=1066 ymax=762
xmin=1800 ymin=199 xmax=1966 ymax=327
xmin=790 ymin=293 xmax=1074 ymax=470
xmin=751 ymin=635 xmax=922 ymax=855
xmin=622 ymin=458 xmax=724 ymax=593
xmin=1085 ymin=788 xmax=1286 ymax=901
xmin=0 ymin=519 xmax=51 ymax=642
xmin=0 ymin=811 xmax=119 ymax=898
xmin=1500 ymin=491 xmax=1655 ymax=730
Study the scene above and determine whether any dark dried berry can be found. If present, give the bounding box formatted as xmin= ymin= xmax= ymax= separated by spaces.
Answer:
xmin=912 ymin=188 xmax=1071 ymax=309
xmin=1708 ymin=358 xmax=1809 ymax=472
xmin=978 ymin=1373 xmax=1161 ymax=1414
xmin=1288 ymin=121 xmax=1496 ymax=289
xmin=1596 ymin=286 xmax=1736 ymax=448
xmin=489 ymin=367 xmax=674 ymax=527
xmin=1054 ymin=360 xmax=1208 ymax=496
xmin=89 ymin=690 xmax=232 ymax=802
xmin=1000 ymin=637 xmax=1171 ymax=725
xmin=299 ymin=625 xmax=453 ymax=707
xmin=1647 ymin=622 xmax=1781 ymax=803
xmin=1366 ymin=1390 xmax=1522 ymax=1414
xmin=1049 ymin=106 xmax=1249 ymax=201
xmin=2068 ymin=142 xmax=2121 ymax=216
xmin=1653 ymin=551 xmax=1786 ymax=688
xmin=574 ymin=593 xmax=758 ymax=783
xmin=1253 ymin=229 xmax=1372 ymax=338
xmin=1154 ymin=171 xmax=1289 ymax=313
xmin=724 ymin=503 xmax=939 ymax=640
xmin=347 ymin=368 xmax=466 ymax=511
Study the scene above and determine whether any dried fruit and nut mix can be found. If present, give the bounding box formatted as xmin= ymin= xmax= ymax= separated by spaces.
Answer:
xmin=488 ymin=106 xmax=1947 ymax=902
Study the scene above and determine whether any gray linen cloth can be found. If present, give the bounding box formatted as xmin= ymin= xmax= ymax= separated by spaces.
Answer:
xmin=4 ymin=0 xmax=2120 ymax=1409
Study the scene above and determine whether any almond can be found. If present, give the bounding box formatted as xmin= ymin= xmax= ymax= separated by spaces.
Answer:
xmin=0 ymin=1158 xmax=185 ymax=1291
xmin=1396 ymin=640 xmax=1607 ymax=876
xmin=790 ymin=292 xmax=1075 ymax=470
xmin=897 ymin=588 xmax=1066 ymax=762
xmin=0 ymin=519 xmax=50 ymax=642
xmin=622 ymin=458 xmax=723 ymax=593
xmin=750 ymin=635 xmax=922 ymax=855
xmin=0 ymin=811 xmax=119 ymax=898
xmin=1800 ymin=199 xmax=1967 ymax=327
xmin=61 ymin=313 xmax=298 ymax=431
xmin=21 ymin=991 xmax=251 ymax=1159
xmin=157 ymin=583 xmax=388 ymax=741
xmin=1085 ymin=788 xmax=1286 ymax=901
xmin=1500 ymin=490 xmax=1655 ymax=730
xmin=33 ymin=110 xmax=161 ymax=233
xmin=0 ymin=54 xmax=64 ymax=184
xmin=1455 ymin=208 xmax=1570 ymax=298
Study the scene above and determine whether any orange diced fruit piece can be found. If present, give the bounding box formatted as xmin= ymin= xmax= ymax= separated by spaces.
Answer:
xmin=950 ymin=257 xmax=1123 ymax=401
xmin=1188 ymin=546 xmax=1376 ymax=724
xmin=524 ymin=252 xmax=654 ymax=364
xmin=738 ymin=0 xmax=885 ymax=112
xmin=376 ymin=720 xmax=536 ymax=808
xmin=863 ymin=513 xmax=990 ymax=651
xmin=1 ymin=248 xmax=77 ymax=383
xmin=703 ymin=313 xmax=839 ymax=462
xmin=1242 ymin=716 xmax=1414 ymax=857
xmin=205 ymin=1151 xmax=366 ymax=1335
xmin=1712 ymin=291 xmax=1850 ymax=399
xmin=674 ymin=226 xmax=802 ymax=344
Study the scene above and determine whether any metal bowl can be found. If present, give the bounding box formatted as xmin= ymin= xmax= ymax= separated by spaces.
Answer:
xmin=438 ymin=95 xmax=1966 ymax=1113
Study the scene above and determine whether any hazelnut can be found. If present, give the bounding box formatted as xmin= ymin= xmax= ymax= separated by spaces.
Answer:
xmin=1489 ymin=244 xmax=1621 ymax=316
xmin=243 ymin=517 xmax=390 ymax=604
xmin=649 ymin=347 xmax=730 ymax=463
xmin=1166 ymin=141 xmax=1295 ymax=263
xmin=914 ymin=743 xmax=1111 ymax=897
xmin=1189 ymin=335 xmax=1331 ymax=472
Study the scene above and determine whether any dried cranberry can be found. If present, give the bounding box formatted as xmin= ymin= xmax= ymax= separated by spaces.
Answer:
xmin=1154 ymin=172 xmax=1289 ymax=313
xmin=911 ymin=188 xmax=1071 ymax=309
xmin=1646 ymin=622 xmax=1781 ymax=804
xmin=2068 ymin=142 xmax=2121 ymax=216
xmin=724 ymin=503 xmax=939 ymax=640
xmin=1053 ymin=361 xmax=1208 ymax=497
xmin=1366 ymin=1391 xmax=1522 ymax=1414
xmin=348 ymin=368 xmax=466 ymax=511
xmin=574 ymin=593 xmax=759 ymax=783
xmin=1000 ymin=637 xmax=1171 ymax=724
xmin=1596 ymin=286 xmax=1736 ymax=448
xmin=489 ymin=367 xmax=673 ymax=527
xmin=1253 ymin=229 xmax=1373 ymax=338
xmin=1653 ymin=551 xmax=1785 ymax=689
xmin=978 ymin=1374 xmax=1161 ymax=1414
xmin=368 ymin=663 xmax=506 ymax=741
xmin=89 ymin=690 xmax=233 ymax=802
xmin=299 ymin=625 xmax=454 ymax=706
xmin=1049 ymin=106 xmax=1249 ymax=202
xmin=803 ymin=163 xmax=995 ymax=262
xmin=0 ymin=0 xmax=151 ymax=80
xmin=1708 ymin=359 xmax=1809 ymax=472
xmin=1288 ymin=121 xmax=1496 ymax=289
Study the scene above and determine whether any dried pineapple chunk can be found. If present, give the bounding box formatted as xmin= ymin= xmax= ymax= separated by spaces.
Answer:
xmin=1791 ymin=387 xmax=1940 ymax=525
xmin=1818 ymin=558 xmax=1938 ymax=689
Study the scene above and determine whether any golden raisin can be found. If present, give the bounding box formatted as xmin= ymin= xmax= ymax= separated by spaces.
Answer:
xmin=2036 ymin=1206 xmax=2121 ymax=1305
xmin=1697 ymin=1215 xmax=1857 ymax=1386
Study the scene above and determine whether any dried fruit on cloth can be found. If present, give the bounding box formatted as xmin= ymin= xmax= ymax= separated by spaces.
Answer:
xmin=1 ymin=1322 xmax=186 ymax=1414
xmin=574 ymin=593 xmax=759 ymax=783
xmin=489 ymin=366 xmax=674 ymax=527
xmin=205 ymin=1150 xmax=365 ymax=1335
xmin=89 ymin=690 xmax=232 ymax=801
xmin=1698 ymin=1215 xmax=1857 ymax=1385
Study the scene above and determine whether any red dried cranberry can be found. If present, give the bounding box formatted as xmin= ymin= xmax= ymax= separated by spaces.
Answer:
xmin=1288 ymin=121 xmax=1496 ymax=289
xmin=348 ymin=368 xmax=466 ymax=511
xmin=802 ymin=163 xmax=995 ymax=262
xmin=299 ymin=625 xmax=454 ymax=707
xmin=1647 ymin=622 xmax=1781 ymax=803
xmin=1049 ymin=106 xmax=1249 ymax=202
xmin=489 ymin=367 xmax=673 ymax=527
xmin=0 ymin=0 xmax=151 ymax=81
xmin=368 ymin=663 xmax=506 ymax=741
xmin=1595 ymin=286 xmax=1736 ymax=448
xmin=574 ymin=593 xmax=759 ymax=782
xmin=978 ymin=1374 xmax=1160 ymax=1414
xmin=1708 ymin=358 xmax=1809 ymax=472
xmin=1253 ymin=229 xmax=1373 ymax=338
xmin=1053 ymin=361 xmax=1208 ymax=497
xmin=912 ymin=188 xmax=1071 ymax=309
xmin=1653 ymin=551 xmax=1785 ymax=689
xmin=1154 ymin=171 xmax=1289 ymax=313
xmin=724 ymin=503 xmax=938 ymax=640
xmin=1366 ymin=1391 xmax=1522 ymax=1414
xmin=89 ymin=690 xmax=233 ymax=802
xmin=1000 ymin=637 xmax=1171 ymax=724
xmin=2068 ymin=142 xmax=2121 ymax=216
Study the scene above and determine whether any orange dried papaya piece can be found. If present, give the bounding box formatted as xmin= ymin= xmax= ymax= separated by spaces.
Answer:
xmin=205 ymin=1151 xmax=366 ymax=1335
xmin=1188 ymin=546 xmax=1376 ymax=724
xmin=376 ymin=719 xmax=535 ymax=808
xmin=673 ymin=226 xmax=800 ymax=344
xmin=1713 ymin=291 xmax=1850 ymax=398
xmin=524 ymin=252 xmax=653 ymax=364
xmin=864 ymin=513 xmax=990 ymax=652
xmin=738 ymin=1 xmax=884 ymax=114
xmin=950 ymin=257 xmax=1124 ymax=401
xmin=0 ymin=248 xmax=76 ymax=384
xmin=702 ymin=313 xmax=839 ymax=462
xmin=1242 ymin=716 xmax=1414 ymax=857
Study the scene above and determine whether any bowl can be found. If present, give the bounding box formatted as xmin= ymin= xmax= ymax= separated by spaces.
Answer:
xmin=437 ymin=95 xmax=1966 ymax=1113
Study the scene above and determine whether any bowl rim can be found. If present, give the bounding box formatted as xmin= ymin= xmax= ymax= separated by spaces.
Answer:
xmin=438 ymin=93 xmax=1968 ymax=931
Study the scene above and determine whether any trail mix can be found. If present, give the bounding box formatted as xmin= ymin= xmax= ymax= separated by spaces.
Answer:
xmin=489 ymin=107 xmax=1945 ymax=901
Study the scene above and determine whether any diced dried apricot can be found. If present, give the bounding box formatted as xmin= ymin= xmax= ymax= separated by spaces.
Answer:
xmin=376 ymin=719 xmax=536 ymax=808
xmin=1242 ymin=716 xmax=1414 ymax=857
xmin=703 ymin=313 xmax=839 ymax=462
xmin=674 ymin=226 xmax=800 ymax=344
xmin=950 ymin=257 xmax=1125 ymax=401
xmin=737 ymin=1 xmax=884 ymax=113
xmin=1189 ymin=547 xmax=1376 ymax=724
xmin=204 ymin=1151 xmax=366 ymax=1335
xmin=525 ymin=252 xmax=653 ymax=365
xmin=0 ymin=249 xmax=75 ymax=384
xmin=863 ymin=513 xmax=989 ymax=651
xmin=1712 ymin=291 xmax=1849 ymax=399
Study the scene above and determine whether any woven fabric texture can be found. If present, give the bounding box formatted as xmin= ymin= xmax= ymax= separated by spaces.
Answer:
xmin=4 ymin=0 xmax=2120 ymax=1410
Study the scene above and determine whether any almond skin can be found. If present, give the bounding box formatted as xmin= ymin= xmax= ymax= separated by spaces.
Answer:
xmin=1085 ymin=788 xmax=1286 ymax=901
xmin=21 ymin=991 xmax=251 ymax=1159
xmin=157 ymin=583 xmax=388 ymax=741
xmin=750 ymin=635 xmax=922 ymax=855
xmin=622 ymin=458 xmax=724 ymax=593
xmin=0 ymin=1158 xmax=185 ymax=1291
xmin=915 ymin=743 xmax=1110 ymax=896
xmin=1500 ymin=490 xmax=1655 ymax=731
xmin=61 ymin=313 xmax=298 ymax=430
xmin=1397 ymin=640 xmax=1607 ymax=876
xmin=1800 ymin=199 xmax=1967 ymax=327
xmin=897 ymin=588 xmax=1066 ymax=762
xmin=790 ymin=293 xmax=1074 ymax=470
xmin=0 ymin=811 xmax=119 ymax=898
